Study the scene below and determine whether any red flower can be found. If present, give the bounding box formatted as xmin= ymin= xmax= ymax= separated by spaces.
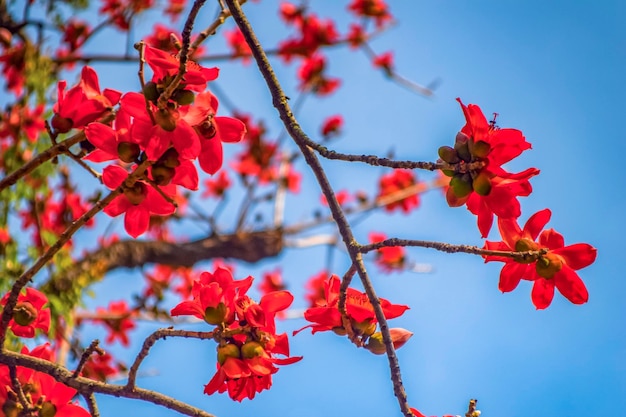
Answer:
xmin=225 ymin=28 xmax=252 ymax=63
xmin=376 ymin=169 xmax=421 ymax=213
xmin=95 ymin=300 xmax=136 ymax=346
xmin=202 ymin=170 xmax=231 ymax=198
xmin=1 ymin=287 xmax=50 ymax=338
xmin=373 ymin=51 xmax=394 ymax=73
xmin=0 ymin=344 xmax=90 ymax=417
xmin=442 ymin=99 xmax=539 ymax=237
xmin=0 ymin=103 xmax=45 ymax=142
xmin=102 ymin=164 xmax=176 ymax=238
xmin=278 ymin=11 xmax=338 ymax=61
xmin=320 ymin=115 xmax=343 ymax=139
xmin=52 ymin=66 xmax=121 ymax=133
xmin=483 ymin=209 xmax=597 ymax=309
xmin=346 ymin=24 xmax=367 ymax=49
xmin=171 ymin=267 xmax=253 ymax=325
xmin=304 ymin=270 xmax=328 ymax=308
xmin=172 ymin=268 xmax=301 ymax=401
xmin=369 ymin=232 xmax=406 ymax=272
xmin=321 ymin=189 xmax=351 ymax=207
xmin=81 ymin=352 xmax=120 ymax=382
xmin=297 ymin=55 xmax=340 ymax=96
xmin=258 ymin=269 xmax=287 ymax=296
xmin=119 ymin=92 xmax=202 ymax=162
xmin=191 ymin=91 xmax=247 ymax=174
xmin=144 ymin=44 xmax=218 ymax=92
xmin=296 ymin=274 xmax=408 ymax=335
xmin=348 ymin=0 xmax=393 ymax=28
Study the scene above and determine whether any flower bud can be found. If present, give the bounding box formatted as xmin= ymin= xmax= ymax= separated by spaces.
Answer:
xmin=151 ymin=164 xmax=175 ymax=186
xmin=365 ymin=332 xmax=386 ymax=355
xmin=142 ymin=81 xmax=159 ymax=102
xmin=365 ymin=328 xmax=414 ymax=355
xmin=117 ymin=142 xmax=141 ymax=163
xmin=472 ymin=171 xmax=492 ymax=196
xmin=155 ymin=108 xmax=177 ymax=132
xmin=159 ymin=148 xmax=181 ymax=168
xmin=454 ymin=132 xmax=472 ymax=162
xmin=13 ymin=302 xmax=37 ymax=326
xmin=204 ymin=302 xmax=227 ymax=325
xmin=471 ymin=140 xmax=491 ymax=158
xmin=217 ymin=343 xmax=240 ymax=365
xmin=51 ymin=114 xmax=73 ymax=133
xmin=241 ymin=341 xmax=265 ymax=359
xmin=123 ymin=182 xmax=147 ymax=205
xmin=173 ymin=89 xmax=195 ymax=105
xmin=438 ymin=146 xmax=460 ymax=164
xmin=535 ymin=253 xmax=563 ymax=279
xmin=353 ymin=319 xmax=377 ymax=337
xmin=39 ymin=402 xmax=56 ymax=417
xmin=450 ymin=174 xmax=472 ymax=198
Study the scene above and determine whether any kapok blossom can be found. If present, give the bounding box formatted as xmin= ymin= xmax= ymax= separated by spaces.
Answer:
xmin=0 ymin=287 xmax=50 ymax=338
xmin=295 ymin=274 xmax=409 ymax=338
xmin=191 ymin=91 xmax=247 ymax=175
xmin=369 ymin=232 xmax=406 ymax=272
xmin=52 ymin=66 xmax=121 ymax=133
xmin=171 ymin=268 xmax=301 ymax=401
xmin=94 ymin=300 xmax=136 ymax=346
xmin=320 ymin=114 xmax=343 ymax=139
xmin=0 ymin=344 xmax=89 ymax=417
xmin=376 ymin=169 xmax=421 ymax=213
xmin=483 ymin=209 xmax=597 ymax=309
xmin=102 ymin=164 xmax=176 ymax=238
xmin=440 ymin=99 xmax=539 ymax=237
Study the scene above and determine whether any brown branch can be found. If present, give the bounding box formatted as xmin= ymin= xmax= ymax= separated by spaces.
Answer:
xmin=47 ymin=229 xmax=283 ymax=288
xmin=83 ymin=392 xmax=100 ymax=417
xmin=0 ymin=350 xmax=216 ymax=417
xmin=225 ymin=1 xmax=413 ymax=416
xmin=73 ymin=340 xmax=105 ymax=378
xmin=127 ymin=328 xmax=214 ymax=389
xmin=360 ymin=238 xmax=548 ymax=262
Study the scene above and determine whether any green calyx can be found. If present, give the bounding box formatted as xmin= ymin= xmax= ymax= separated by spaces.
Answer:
xmin=204 ymin=302 xmax=227 ymax=325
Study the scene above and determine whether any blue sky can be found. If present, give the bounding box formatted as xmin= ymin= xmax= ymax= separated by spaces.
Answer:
xmin=13 ymin=1 xmax=626 ymax=416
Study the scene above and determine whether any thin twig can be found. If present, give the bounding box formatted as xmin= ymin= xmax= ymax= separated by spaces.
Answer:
xmin=73 ymin=340 xmax=105 ymax=378
xmin=83 ymin=392 xmax=100 ymax=417
xmin=360 ymin=238 xmax=548 ymax=262
xmin=127 ymin=328 xmax=214 ymax=389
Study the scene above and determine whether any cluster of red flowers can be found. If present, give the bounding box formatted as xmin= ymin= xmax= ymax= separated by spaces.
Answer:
xmin=170 ymin=267 xmax=301 ymax=401
xmin=439 ymin=100 xmax=596 ymax=308
xmin=0 ymin=288 xmax=50 ymax=338
xmin=296 ymin=274 xmax=412 ymax=355
xmin=440 ymin=99 xmax=538 ymax=237
xmin=47 ymin=44 xmax=247 ymax=238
